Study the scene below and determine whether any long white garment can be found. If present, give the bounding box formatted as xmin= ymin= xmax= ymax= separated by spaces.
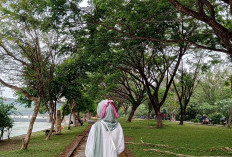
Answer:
xmin=85 ymin=122 xmax=125 ymax=157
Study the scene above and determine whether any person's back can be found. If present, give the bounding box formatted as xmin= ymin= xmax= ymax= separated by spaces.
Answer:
xmin=85 ymin=100 xmax=125 ymax=157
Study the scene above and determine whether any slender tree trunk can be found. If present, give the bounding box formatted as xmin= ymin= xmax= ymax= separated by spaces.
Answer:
xmin=179 ymin=111 xmax=185 ymax=125
xmin=228 ymin=76 xmax=232 ymax=127
xmin=21 ymin=97 xmax=41 ymax=150
xmin=228 ymin=106 xmax=232 ymax=127
xmin=68 ymin=112 xmax=72 ymax=130
xmin=73 ymin=111 xmax=77 ymax=127
xmin=146 ymin=110 xmax=151 ymax=120
xmin=46 ymin=118 xmax=55 ymax=140
xmin=46 ymin=112 xmax=55 ymax=140
xmin=124 ymin=106 xmax=128 ymax=118
xmin=170 ymin=114 xmax=176 ymax=121
xmin=84 ymin=112 xmax=87 ymax=122
xmin=88 ymin=110 xmax=91 ymax=120
xmin=56 ymin=110 xmax=62 ymax=134
xmin=127 ymin=105 xmax=138 ymax=122
xmin=147 ymin=102 xmax=152 ymax=120
xmin=179 ymin=105 xmax=187 ymax=125
xmin=77 ymin=112 xmax=81 ymax=122
xmin=155 ymin=108 xmax=163 ymax=128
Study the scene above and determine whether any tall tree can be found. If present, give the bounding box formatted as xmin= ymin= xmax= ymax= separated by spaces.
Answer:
xmin=173 ymin=53 xmax=202 ymax=125
xmin=104 ymin=72 xmax=147 ymax=122
xmin=0 ymin=0 xmax=65 ymax=148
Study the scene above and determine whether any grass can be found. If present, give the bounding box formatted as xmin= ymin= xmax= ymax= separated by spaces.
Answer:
xmin=119 ymin=119 xmax=232 ymax=157
xmin=0 ymin=124 xmax=88 ymax=157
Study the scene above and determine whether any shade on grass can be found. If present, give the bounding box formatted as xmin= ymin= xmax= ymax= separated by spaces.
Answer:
xmin=0 ymin=125 xmax=88 ymax=157
xmin=119 ymin=119 xmax=232 ymax=157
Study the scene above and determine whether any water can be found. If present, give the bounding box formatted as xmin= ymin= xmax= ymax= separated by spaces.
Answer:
xmin=3 ymin=121 xmax=51 ymax=140
xmin=1 ymin=98 xmax=63 ymax=140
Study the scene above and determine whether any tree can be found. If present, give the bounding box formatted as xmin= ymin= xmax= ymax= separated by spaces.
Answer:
xmin=0 ymin=0 xmax=65 ymax=148
xmin=168 ymin=0 xmax=232 ymax=55
xmin=55 ymin=55 xmax=93 ymax=129
xmin=173 ymin=53 xmax=202 ymax=125
xmin=104 ymin=72 xmax=146 ymax=122
xmin=163 ymin=89 xmax=179 ymax=121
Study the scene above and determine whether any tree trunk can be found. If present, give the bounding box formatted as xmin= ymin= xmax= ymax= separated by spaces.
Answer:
xmin=21 ymin=97 xmax=41 ymax=150
xmin=68 ymin=112 xmax=72 ymax=130
xmin=228 ymin=106 xmax=232 ymax=127
xmin=179 ymin=106 xmax=187 ymax=125
xmin=228 ymin=76 xmax=232 ymax=127
xmin=146 ymin=110 xmax=151 ymax=120
xmin=73 ymin=111 xmax=77 ymax=127
xmin=127 ymin=106 xmax=138 ymax=122
xmin=124 ymin=106 xmax=128 ymax=118
xmin=170 ymin=113 xmax=176 ymax=121
xmin=56 ymin=110 xmax=62 ymax=134
xmin=155 ymin=108 xmax=163 ymax=128
xmin=46 ymin=115 xmax=55 ymax=140
xmin=88 ymin=110 xmax=91 ymax=120
xmin=84 ymin=112 xmax=87 ymax=122
xmin=179 ymin=111 xmax=185 ymax=125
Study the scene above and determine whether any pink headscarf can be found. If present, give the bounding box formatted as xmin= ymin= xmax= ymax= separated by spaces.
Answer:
xmin=100 ymin=100 xmax=118 ymax=119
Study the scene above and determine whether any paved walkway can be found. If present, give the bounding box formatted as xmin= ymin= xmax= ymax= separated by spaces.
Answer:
xmin=71 ymin=134 xmax=88 ymax=157
xmin=59 ymin=124 xmax=128 ymax=157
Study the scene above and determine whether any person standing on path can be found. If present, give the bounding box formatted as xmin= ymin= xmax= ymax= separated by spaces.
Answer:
xmin=85 ymin=100 xmax=125 ymax=157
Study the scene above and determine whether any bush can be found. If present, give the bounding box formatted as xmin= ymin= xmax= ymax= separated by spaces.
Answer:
xmin=0 ymin=98 xmax=15 ymax=140
xmin=192 ymin=118 xmax=200 ymax=123
xmin=209 ymin=113 xmax=224 ymax=124
xmin=60 ymin=103 xmax=71 ymax=118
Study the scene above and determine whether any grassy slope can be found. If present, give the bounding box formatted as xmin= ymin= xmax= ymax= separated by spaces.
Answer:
xmin=0 ymin=125 xmax=88 ymax=157
xmin=119 ymin=119 xmax=232 ymax=157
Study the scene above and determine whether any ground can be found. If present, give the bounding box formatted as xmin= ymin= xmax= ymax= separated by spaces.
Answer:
xmin=1 ymin=120 xmax=232 ymax=157
xmin=0 ymin=124 xmax=88 ymax=157
xmin=119 ymin=119 xmax=232 ymax=156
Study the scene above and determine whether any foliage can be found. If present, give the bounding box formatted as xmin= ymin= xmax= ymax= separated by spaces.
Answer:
xmin=0 ymin=97 xmax=15 ymax=129
xmin=209 ymin=113 xmax=224 ymax=124
xmin=163 ymin=89 xmax=179 ymax=121
xmin=60 ymin=103 xmax=71 ymax=118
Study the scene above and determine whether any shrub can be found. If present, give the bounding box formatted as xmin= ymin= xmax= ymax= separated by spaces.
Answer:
xmin=209 ymin=113 xmax=224 ymax=124
xmin=0 ymin=98 xmax=15 ymax=140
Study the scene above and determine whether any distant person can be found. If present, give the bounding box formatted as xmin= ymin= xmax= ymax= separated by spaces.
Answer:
xmin=162 ymin=113 xmax=166 ymax=120
xmin=85 ymin=100 xmax=125 ymax=157
xmin=202 ymin=114 xmax=207 ymax=121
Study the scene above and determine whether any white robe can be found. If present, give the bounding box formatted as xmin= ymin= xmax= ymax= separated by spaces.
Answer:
xmin=85 ymin=122 xmax=125 ymax=157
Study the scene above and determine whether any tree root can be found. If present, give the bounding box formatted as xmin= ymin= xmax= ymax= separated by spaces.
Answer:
xmin=210 ymin=146 xmax=232 ymax=153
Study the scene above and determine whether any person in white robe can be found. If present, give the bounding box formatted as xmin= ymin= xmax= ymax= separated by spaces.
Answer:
xmin=85 ymin=100 xmax=125 ymax=157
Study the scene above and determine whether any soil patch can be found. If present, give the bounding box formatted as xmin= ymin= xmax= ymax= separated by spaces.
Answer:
xmin=0 ymin=135 xmax=25 ymax=151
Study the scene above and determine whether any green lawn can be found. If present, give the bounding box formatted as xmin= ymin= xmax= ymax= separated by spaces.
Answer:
xmin=119 ymin=119 xmax=232 ymax=157
xmin=0 ymin=124 xmax=88 ymax=157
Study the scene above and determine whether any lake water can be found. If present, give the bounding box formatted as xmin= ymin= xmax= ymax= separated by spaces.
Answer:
xmin=1 ymin=98 xmax=63 ymax=140
xmin=3 ymin=121 xmax=51 ymax=140
xmin=3 ymin=117 xmax=51 ymax=139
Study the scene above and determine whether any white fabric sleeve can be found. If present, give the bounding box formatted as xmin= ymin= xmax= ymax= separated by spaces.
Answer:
xmin=116 ymin=123 xmax=125 ymax=154
xmin=85 ymin=124 xmax=95 ymax=157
